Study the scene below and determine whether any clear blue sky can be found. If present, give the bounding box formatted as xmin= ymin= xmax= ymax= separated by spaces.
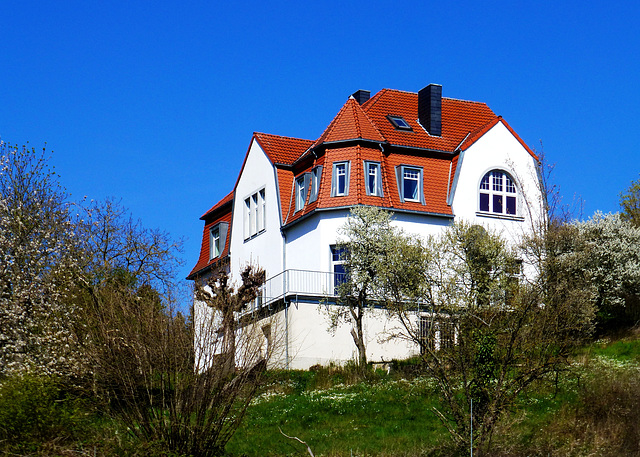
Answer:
xmin=2 ymin=1 xmax=639 ymax=289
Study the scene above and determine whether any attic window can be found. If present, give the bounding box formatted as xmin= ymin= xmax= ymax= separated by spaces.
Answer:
xmin=387 ymin=115 xmax=412 ymax=130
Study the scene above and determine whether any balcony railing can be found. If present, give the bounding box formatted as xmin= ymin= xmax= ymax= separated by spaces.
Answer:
xmin=258 ymin=269 xmax=345 ymax=307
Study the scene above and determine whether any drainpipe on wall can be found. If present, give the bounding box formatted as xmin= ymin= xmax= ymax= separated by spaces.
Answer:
xmin=281 ymin=228 xmax=289 ymax=369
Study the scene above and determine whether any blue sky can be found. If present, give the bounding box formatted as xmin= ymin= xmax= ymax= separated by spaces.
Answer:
xmin=2 ymin=1 xmax=639 ymax=289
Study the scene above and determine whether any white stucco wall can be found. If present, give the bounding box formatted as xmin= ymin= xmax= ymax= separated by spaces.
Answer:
xmin=230 ymin=139 xmax=284 ymax=284
xmin=280 ymin=301 xmax=419 ymax=370
xmin=450 ymin=122 xmax=543 ymax=244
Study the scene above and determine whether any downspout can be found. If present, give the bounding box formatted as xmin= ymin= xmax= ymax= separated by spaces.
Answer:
xmin=281 ymin=227 xmax=290 ymax=369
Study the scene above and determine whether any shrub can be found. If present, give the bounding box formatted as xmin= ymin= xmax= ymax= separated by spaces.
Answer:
xmin=0 ymin=374 xmax=89 ymax=447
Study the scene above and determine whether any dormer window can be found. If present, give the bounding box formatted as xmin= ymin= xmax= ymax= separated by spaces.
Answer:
xmin=209 ymin=222 xmax=229 ymax=260
xmin=295 ymin=173 xmax=311 ymax=212
xmin=364 ymin=161 xmax=383 ymax=197
xmin=387 ymin=115 xmax=412 ymax=130
xmin=395 ymin=165 xmax=425 ymax=204
xmin=331 ymin=161 xmax=350 ymax=197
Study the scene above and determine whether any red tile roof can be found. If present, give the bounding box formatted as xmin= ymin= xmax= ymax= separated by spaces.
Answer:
xmin=310 ymin=97 xmax=385 ymax=150
xmin=191 ymin=85 xmax=536 ymax=275
xmin=189 ymin=203 xmax=233 ymax=279
xmin=362 ymin=89 xmax=498 ymax=152
xmin=201 ymin=191 xmax=233 ymax=220
xmin=254 ymin=132 xmax=313 ymax=165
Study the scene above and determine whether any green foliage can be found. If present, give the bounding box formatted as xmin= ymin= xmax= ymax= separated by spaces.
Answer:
xmin=620 ymin=175 xmax=640 ymax=227
xmin=0 ymin=374 xmax=89 ymax=447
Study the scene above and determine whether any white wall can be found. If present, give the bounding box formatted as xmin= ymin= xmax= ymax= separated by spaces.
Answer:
xmin=230 ymin=139 xmax=284 ymax=283
xmin=450 ymin=122 xmax=543 ymax=244
xmin=280 ymin=301 xmax=419 ymax=370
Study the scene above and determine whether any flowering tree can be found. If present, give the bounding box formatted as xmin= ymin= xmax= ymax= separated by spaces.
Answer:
xmin=0 ymin=142 xmax=81 ymax=377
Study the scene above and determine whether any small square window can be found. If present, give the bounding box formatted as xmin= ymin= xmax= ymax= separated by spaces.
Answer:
xmin=387 ymin=115 xmax=412 ymax=130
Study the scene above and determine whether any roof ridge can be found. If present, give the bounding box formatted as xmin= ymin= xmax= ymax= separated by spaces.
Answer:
xmin=254 ymin=131 xmax=312 ymax=142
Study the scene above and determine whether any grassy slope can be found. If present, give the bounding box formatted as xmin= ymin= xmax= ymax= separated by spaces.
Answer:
xmin=227 ymin=337 xmax=640 ymax=457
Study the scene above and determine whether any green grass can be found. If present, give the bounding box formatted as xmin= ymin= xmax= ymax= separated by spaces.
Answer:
xmin=3 ymin=338 xmax=640 ymax=456
xmin=227 ymin=377 xmax=448 ymax=456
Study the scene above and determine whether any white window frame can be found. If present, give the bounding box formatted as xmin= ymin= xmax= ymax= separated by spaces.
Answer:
xmin=478 ymin=170 xmax=519 ymax=217
xmin=331 ymin=161 xmax=350 ymax=197
xmin=364 ymin=161 xmax=383 ymax=197
xmin=244 ymin=188 xmax=266 ymax=240
xmin=395 ymin=165 xmax=425 ymax=204
xmin=209 ymin=222 xmax=229 ymax=260
xmin=210 ymin=226 xmax=220 ymax=259
xmin=309 ymin=166 xmax=323 ymax=203
xmin=295 ymin=173 xmax=311 ymax=212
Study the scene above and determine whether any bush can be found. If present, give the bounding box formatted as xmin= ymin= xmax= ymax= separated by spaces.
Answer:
xmin=0 ymin=374 xmax=90 ymax=448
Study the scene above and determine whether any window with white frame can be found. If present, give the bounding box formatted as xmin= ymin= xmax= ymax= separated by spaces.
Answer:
xmin=479 ymin=170 xmax=518 ymax=216
xmin=210 ymin=227 xmax=220 ymax=259
xmin=209 ymin=222 xmax=229 ymax=260
xmin=295 ymin=173 xmax=311 ymax=212
xmin=309 ymin=166 xmax=322 ymax=203
xmin=364 ymin=161 xmax=383 ymax=197
xmin=331 ymin=245 xmax=348 ymax=294
xmin=331 ymin=161 xmax=350 ymax=197
xmin=295 ymin=176 xmax=306 ymax=211
xmin=395 ymin=165 xmax=424 ymax=203
xmin=244 ymin=189 xmax=266 ymax=240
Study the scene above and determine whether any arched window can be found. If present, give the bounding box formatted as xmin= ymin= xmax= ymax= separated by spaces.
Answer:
xmin=479 ymin=170 xmax=517 ymax=216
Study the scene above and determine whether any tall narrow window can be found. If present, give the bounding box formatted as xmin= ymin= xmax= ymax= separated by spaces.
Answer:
xmin=331 ymin=245 xmax=348 ymax=295
xmin=295 ymin=176 xmax=306 ymax=211
xmin=331 ymin=161 xmax=350 ymax=197
xmin=257 ymin=189 xmax=266 ymax=232
xmin=364 ymin=161 xmax=383 ymax=197
xmin=210 ymin=227 xmax=220 ymax=259
xmin=244 ymin=189 xmax=266 ymax=240
xmin=479 ymin=170 xmax=518 ymax=216
xmin=309 ymin=166 xmax=323 ymax=203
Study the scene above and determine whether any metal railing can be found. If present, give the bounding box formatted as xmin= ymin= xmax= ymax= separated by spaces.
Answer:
xmin=257 ymin=269 xmax=344 ymax=307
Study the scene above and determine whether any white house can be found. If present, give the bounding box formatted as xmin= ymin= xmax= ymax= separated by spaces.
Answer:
xmin=188 ymin=83 xmax=543 ymax=369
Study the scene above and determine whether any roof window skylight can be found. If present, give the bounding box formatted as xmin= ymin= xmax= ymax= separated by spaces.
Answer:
xmin=387 ymin=115 xmax=412 ymax=130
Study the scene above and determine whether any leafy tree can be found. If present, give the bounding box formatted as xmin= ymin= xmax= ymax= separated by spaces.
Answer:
xmin=567 ymin=212 xmax=640 ymax=330
xmin=0 ymin=142 xmax=82 ymax=377
xmin=620 ymin=175 xmax=640 ymax=227
xmin=329 ymin=206 xmax=410 ymax=368
xmin=379 ymin=222 xmax=594 ymax=456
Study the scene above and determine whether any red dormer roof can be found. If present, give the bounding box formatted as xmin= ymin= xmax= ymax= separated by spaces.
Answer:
xmin=201 ymin=191 xmax=233 ymax=220
xmin=310 ymin=96 xmax=385 ymax=149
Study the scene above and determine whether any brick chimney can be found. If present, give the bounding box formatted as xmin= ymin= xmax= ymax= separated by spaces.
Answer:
xmin=418 ymin=84 xmax=442 ymax=136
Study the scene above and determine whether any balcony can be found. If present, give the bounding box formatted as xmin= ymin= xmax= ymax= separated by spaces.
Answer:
xmin=257 ymin=269 xmax=345 ymax=308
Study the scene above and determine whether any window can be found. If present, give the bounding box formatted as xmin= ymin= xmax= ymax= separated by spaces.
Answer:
xmin=479 ymin=170 xmax=518 ymax=216
xmin=387 ymin=115 xmax=412 ymax=130
xmin=210 ymin=227 xmax=220 ymax=259
xmin=331 ymin=161 xmax=350 ymax=197
xmin=419 ymin=316 xmax=456 ymax=352
xmin=395 ymin=165 xmax=425 ymax=203
xmin=209 ymin=222 xmax=228 ymax=260
xmin=244 ymin=189 xmax=266 ymax=240
xmin=364 ymin=161 xmax=383 ymax=197
xmin=295 ymin=173 xmax=311 ymax=212
xmin=295 ymin=176 xmax=306 ymax=212
xmin=419 ymin=316 xmax=435 ymax=353
xmin=309 ymin=166 xmax=322 ymax=203
xmin=331 ymin=245 xmax=348 ymax=294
